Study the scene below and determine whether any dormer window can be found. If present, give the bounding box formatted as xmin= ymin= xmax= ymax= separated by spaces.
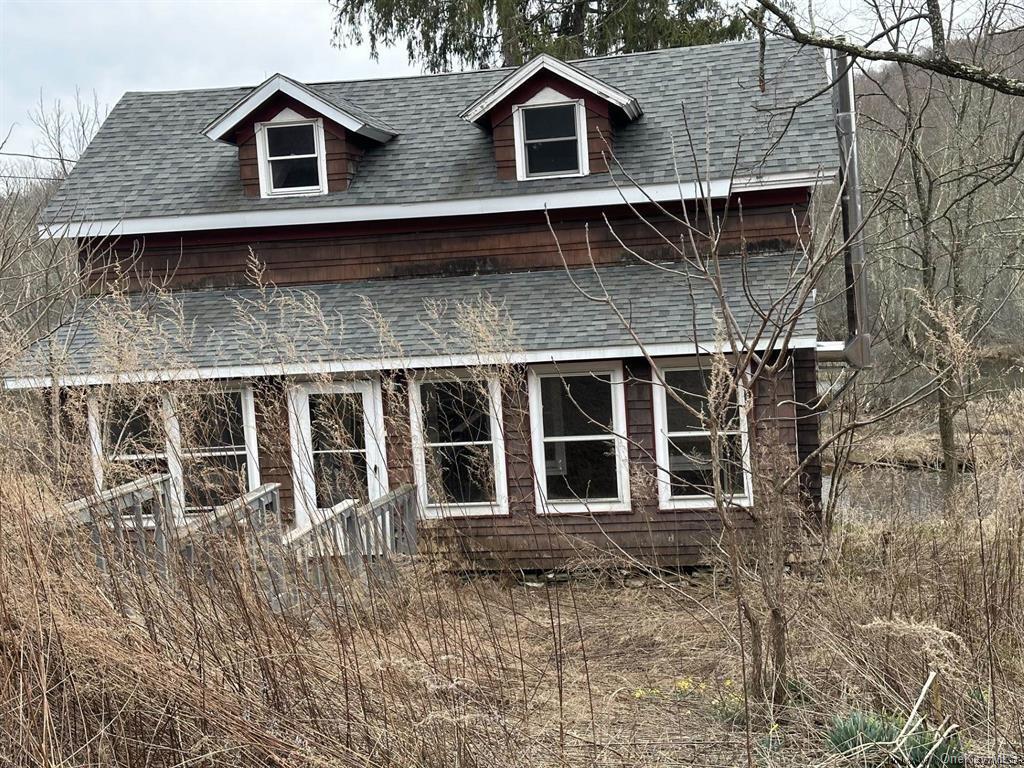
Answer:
xmin=513 ymin=100 xmax=589 ymax=180
xmin=255 ymin=118 xmax=328 ymax=197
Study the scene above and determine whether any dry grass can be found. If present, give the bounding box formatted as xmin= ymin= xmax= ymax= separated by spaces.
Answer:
xmin=0 ymin=290 xmax=1021 ymax=766
xmin=2 ymin=445 xmax=1023 ymax=767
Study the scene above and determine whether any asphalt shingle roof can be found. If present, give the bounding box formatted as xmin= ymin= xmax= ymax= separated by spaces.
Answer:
xmin=16 ymin=254 xmax=815 ymax=383
xmin=42 ymin=39 xmax=836 ymax=226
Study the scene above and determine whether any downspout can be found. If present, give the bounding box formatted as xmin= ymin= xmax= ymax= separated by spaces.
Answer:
xmin=831 ymin=50 xmax=872 ymax=368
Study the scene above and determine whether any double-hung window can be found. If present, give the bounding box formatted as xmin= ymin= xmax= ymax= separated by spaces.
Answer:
xmin=288 ymin=380 xmax=389 ymax=530
xmin=513 ymin=98 xmax=589 ymax=180
xmin=88 ymin=386 xmax=261 ymax=523
xmin=308 ymin=390 xmax=369 ymax=508
xmin=177 ymin=389 xmax=260 ymax=511
xmin=99 ymin=394 xmax=170 ymax=490
xmin=256 ymin=118 xmax=327 ymax=197
xmin=528 ymin=363 xmax=630 ymax=514
xmin=409 ymin=374 xmax=508 ymax=517
xmin=652 ymin=364 xmax=752 ymax=509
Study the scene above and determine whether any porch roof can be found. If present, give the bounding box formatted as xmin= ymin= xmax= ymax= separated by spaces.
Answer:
xmin=6 ymin=253 xmax=817 ymax=389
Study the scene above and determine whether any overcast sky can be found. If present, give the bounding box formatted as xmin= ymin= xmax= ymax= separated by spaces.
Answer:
xmin=0 ymin=0 xmax=415 ymax=158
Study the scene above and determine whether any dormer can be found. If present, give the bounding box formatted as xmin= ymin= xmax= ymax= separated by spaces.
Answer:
xmin=203 ymin=73 xmax=396 ymax=198
xmin=461 ymin=54 xmax=641 ymax=181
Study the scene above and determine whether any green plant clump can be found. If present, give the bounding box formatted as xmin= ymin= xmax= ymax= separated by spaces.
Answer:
xmin=826 ymin=710 xmax=963 ymax=767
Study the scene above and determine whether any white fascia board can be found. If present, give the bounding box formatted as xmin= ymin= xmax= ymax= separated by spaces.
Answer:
xmin=461 ymin=54 xmax=642 ymax=123
xmin=3 ymin=336 xmax=819 ymax=390
xmin=203 ymin=74 xmax=395 ymax=144
xmin=38 ymin=169 xmax=834 ymax=240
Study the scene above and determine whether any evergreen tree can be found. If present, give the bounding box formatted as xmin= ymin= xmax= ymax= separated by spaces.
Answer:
xmin=330 ymin=0 xmax=747 ymax=72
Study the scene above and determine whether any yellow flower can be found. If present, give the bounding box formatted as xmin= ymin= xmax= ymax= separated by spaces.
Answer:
xmin=724 ymin=678 xmax=734 ymax=688
xmin=674 ymin=678 xmax=693 ymax=692
xmin=633 ymin=686 xmax=662 ymax=699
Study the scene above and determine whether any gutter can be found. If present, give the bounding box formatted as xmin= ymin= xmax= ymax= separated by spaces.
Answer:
xmin=36 ymin=170 xmax=831 ymax=240
xmin=815 ymin=340 xmax=847 ymax=363
xmin=832 ymin=50 xmax=872 ymax=369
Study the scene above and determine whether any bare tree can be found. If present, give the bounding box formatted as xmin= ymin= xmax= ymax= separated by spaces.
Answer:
xmin=857 ymin=41 xmax=1024 ymax=493
xmin=749 ymin=0 xmax=1024 ymax=98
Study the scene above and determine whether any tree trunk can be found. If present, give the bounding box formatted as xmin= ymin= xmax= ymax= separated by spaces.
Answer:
xmin=558 ymin=1 xmax=587 ymax=58
xmin=742 ymin=601 xmax=766 ymax=701
xmin=769 ymin=605 xmax=788 ymax=705
xmin=938 ymin=387 xmax=958 ymax=500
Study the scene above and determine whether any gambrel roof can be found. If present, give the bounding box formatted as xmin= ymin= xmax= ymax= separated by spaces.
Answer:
xmin=8 ymin=252 xmax=817 ymax=388
xmin=41 ymin=39 xmax=836 ymax=235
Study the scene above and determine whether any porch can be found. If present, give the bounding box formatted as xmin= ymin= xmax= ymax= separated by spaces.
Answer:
xmin=12 ymin=256 xmax=821 ymax=569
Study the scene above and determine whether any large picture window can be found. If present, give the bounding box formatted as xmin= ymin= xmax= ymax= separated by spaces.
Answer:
xmin=409 ymin=374 xmax=508 ymax=517
xmin=528 ymin=363 xmax=630 ymax=514
xmin=288 ymin=380 xmax=388 ymax=530
xmin=652 ymin=364 xmax=752 ymax=509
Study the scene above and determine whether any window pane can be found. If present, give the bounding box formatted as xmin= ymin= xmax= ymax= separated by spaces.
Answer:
xmin=271 ymin=157 xmax=319 ymax=189
xmin=541 ymin=374 xmax=613 ymax=437
xmin=183 ymin=453 xmax=247 ymax=509
xmin=106 ymin=396 xmax=163 ymax=456
xmin=665 ymin=369 xmax=740 ymax=433
xmin=187 ymin=391 xmax=245 ymax=451
xmin=425 ymin=443 xmax=495 ymax=505
xmin=105 ymin=457 xmax=169 ymax=488
xmin=266 ymin=124 xmax=316 ymax=157
xmin=313 ymin=450 xmax=368 ymax=508
xmin=544 ymin=439 xmax=618 ymax=501
xmin=526 ymin=138 xmax=579 ymax=175
xmin=309 ymin=393 xmax=364 ymax=453
xmin=667 ymin=434 xmax=745 ymax=498
xmin=523 ymin=104 xmax=577 ymax=141
xmin=422 ymin=380 xmax=491 ymax=444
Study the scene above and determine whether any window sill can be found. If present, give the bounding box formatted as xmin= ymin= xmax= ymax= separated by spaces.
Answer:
xmin=518 ymin=170 xmax=587 ymax=182
xmin=262 ymin=187 xmax=328 ymax=199
xmin=537 ymin=499 xmax=631 ymax=515
xmin=422 ymin=502 xmax=509 ymax=519
xmin=659 ymin=496 xmax=753 ymax=511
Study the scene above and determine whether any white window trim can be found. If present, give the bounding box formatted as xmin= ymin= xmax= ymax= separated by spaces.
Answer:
xmin=254 ymin=116 xmax=329 ymax=198
xmin=528 ymin=362 xmax=631 ymax=515
xmin=86 ymin=384 xmax=261 ymax=526
xmin=512 ymin=98 xmax=590 ymax=181
xmin=651 ymin=360 xmax=754 ymax=511
xmin=408 ymin=371 xmax=509 ymax=519
xmin=287 ymin=378 xmax=389 ymax=531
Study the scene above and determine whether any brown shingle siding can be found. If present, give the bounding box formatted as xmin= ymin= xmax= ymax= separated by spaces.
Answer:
xmin=86 ymin=191 xmax=811 ymax=292
xmin=792 ymin=348 xmax=822 ymax=518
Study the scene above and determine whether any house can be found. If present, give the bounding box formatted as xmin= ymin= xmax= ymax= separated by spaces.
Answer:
xmin=10 ymin=39 xmax=839 ymax=569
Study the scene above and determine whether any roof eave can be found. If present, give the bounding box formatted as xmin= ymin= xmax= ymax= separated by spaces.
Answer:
xmin=36 ymin=168 xmax=837 ymax=240
xmin=460 ymin=53 xmax=642 ymax=124
xmin=4 ymin=336 xmax=821 ymax=391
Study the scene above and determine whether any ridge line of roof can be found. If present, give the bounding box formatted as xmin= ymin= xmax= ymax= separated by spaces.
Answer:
xmin=116 ymin=39 xmax=795 ymax=98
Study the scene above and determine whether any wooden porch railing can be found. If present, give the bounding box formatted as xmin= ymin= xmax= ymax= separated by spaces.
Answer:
xmin=282 ymin=484 xmax=419 ymax=586
xmin=177 ymin=484 xmax=286 ymax=604
xmin=65 ymin=473 xmax=176 ymax=579
xmin=65 ymin=478 xmax=418 ymax=603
